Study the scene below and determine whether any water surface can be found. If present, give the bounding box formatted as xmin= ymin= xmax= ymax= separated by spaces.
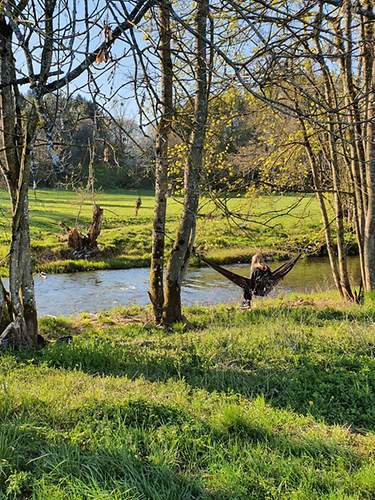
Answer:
xmin=24 ymin=256 xmax=360 ymax=317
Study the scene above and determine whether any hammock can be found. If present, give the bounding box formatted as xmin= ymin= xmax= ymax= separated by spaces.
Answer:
xmin=198 ymin=252 xmax=301 ymax=297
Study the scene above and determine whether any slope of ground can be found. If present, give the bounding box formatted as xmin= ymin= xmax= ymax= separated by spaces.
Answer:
xmin=1 ymin=295 xmax=374 ymax=498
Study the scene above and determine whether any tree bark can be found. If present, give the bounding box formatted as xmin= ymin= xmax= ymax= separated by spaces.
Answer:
xmin=325 ymin=132 xmax=354 ymax=300
xmin=0 ymin=15 xmax=39 ymax=346
xmin=163 ymin=0 xmax=209 ymax=325
xmin=300 ymin=120 xmax=343 ymax=296
xmin=87 ymin=205 xmax=104 ymax=249
xmin=363 ymin=1 xmax=375 ymax=290
xmin=364 ymin=64 xmax=375 ymax=289
xmin=6 ymin=131 xmax=39 ymax=346
xmin=313 ymin=21 xmax=354 ymax=300
xmin=0 ymin=279 xmax=10 ymax=332
xmin=149 ymin=0 xmax=173 ymax=324
xmin=334 ymin=7 xmax=367 ymax=286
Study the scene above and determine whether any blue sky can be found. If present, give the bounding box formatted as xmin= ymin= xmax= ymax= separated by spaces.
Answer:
xmin=14 ymin=1 xmax=152 ymax=120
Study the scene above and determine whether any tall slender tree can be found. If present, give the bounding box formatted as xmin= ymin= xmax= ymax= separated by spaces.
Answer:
xmin=149 ymin=0 xmax=174 ymax=324
xmin=163 ymin=0 xmax=209 ymax=324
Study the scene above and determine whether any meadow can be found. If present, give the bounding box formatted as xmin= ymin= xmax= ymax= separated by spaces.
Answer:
xmin=0 ymin=189 xmax=326 ymax=276
xmin=1 ymin=294 xmax=375 ymax=498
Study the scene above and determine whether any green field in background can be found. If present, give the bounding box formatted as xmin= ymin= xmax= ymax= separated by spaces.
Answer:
xmin=0 ymin=189 xmax=326 ymax=275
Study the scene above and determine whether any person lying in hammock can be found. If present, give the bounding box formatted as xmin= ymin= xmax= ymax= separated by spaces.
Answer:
xmin=198 ymin=251 xmax=301 ymax=309
xmin=250 ymin=254 xmax=272 ymax=293
xmin=237 ymin=254 xmax=272 ymax=308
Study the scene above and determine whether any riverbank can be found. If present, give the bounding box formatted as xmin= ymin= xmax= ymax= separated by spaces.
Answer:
xmin=0 ymin=189 xmax=341 ymax=276
xmin=1 ymin=295 xmax=375 ymax=497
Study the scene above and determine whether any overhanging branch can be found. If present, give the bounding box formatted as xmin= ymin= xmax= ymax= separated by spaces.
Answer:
xmin=42 ymin=0 xmax=157 ymax=95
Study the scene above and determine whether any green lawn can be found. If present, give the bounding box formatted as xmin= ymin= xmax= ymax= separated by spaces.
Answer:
xmin=0 ymin=188 xmax=327 ymax=275
xmin=1 ymin=295 xmax=375 ymax=498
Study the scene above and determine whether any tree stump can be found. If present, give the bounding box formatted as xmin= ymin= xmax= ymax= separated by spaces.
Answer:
xmin=60 ymin=205 xmax=104 ymax=258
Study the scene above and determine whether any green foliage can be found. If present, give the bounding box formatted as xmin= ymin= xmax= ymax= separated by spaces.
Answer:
xmin=5 ymin=471 xmax=32 ymax=498
xmin=168 ymin=88 xmax=312 ymax=196
xmin=169 ymin=88 xmax=251 ymax=194
xmin=1 ymin=298 xmax=375 ymax=497
xmin=239 ymin=94 xmax=311 ymax=193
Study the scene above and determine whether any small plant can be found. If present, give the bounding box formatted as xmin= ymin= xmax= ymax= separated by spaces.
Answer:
xmin=6 ymin=471 xmax=32 ymax=498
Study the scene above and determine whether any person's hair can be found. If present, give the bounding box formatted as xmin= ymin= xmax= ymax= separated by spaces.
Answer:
xmin=251 ymin=254 xmax=269 ymax=272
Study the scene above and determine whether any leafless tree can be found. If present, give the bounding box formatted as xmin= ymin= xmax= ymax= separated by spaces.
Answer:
xmin=0 ymin=0 xmax=155 ymax=346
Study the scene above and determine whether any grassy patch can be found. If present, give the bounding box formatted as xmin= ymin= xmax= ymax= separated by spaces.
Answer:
xmin=0 ymin=189 xmax=327 ymax=275
xmin=1 ymin=297 xmax=375 ymax=497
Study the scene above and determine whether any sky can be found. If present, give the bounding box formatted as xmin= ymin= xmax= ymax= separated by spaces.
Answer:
xmin=14 ymin=1 xmax=153 ymax=120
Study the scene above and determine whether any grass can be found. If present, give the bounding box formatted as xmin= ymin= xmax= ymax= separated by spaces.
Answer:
xmin=0 ymin=188 xmax=331 ymax=276
xmin=1 ymin=294 xmax=375 ymax=498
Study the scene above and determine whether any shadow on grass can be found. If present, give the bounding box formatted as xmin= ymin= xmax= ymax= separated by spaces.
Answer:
xmin=1 ymin=397 xmax=364 ymax=498
xmin=13 ymin=327 xmax=375 ymax=433
xmin=68 ymin=399 xmax=364 ymax=465
xmin=9 ymin=302 xmax=375 ymax=434
xmin=1 ymin=405 xmax=217 ymax=498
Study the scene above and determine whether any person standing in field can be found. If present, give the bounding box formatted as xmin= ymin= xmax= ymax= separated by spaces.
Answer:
xmin=135 ymin=196 xmax=142 ymax=216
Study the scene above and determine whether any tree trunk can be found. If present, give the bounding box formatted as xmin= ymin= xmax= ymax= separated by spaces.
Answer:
xmin=6 ymin=154 xmax=39 ymax=345
xmin=0 ymin=181 xmax=39 ymax=347
xmin=0 ymin=279 xmax=11 ymax=332
xmin=334 ymin=7 xmax=367 ymax=287
xmin=163 ymin=0 xmax=209 ymax=325
xmin=300 ymin=121 xmax=343 ymax=296
xmin=363 ymin=1 xmax=375 ymax=290
xmin=180 ymin=218 xmax=196 ymax=280
xmin=20 ymin=196 xmax=38 ymax=339
xmin=329 ymin=140 xmax=354 ymax=300
xmin=364 ymin=64 xmax=375 ymax=290
xmin=313 ymin=24 xmax=354 ymax=300
xmin=0 ymin=15 xmax=39 ymax=346
xmin=87 ymin=205 xmax=104 ymax=249
xmin=149 ymin=0 xmax=173 ymax=324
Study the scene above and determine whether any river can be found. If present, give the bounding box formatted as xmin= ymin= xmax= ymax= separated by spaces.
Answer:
xmin=13 ymin=256 xmax=360 ymax=317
